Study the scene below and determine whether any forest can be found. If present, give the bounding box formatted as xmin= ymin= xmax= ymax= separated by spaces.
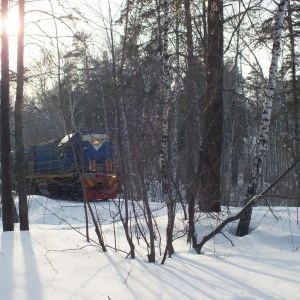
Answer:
xmin=1 ymin=0 xmax=299 ymax=263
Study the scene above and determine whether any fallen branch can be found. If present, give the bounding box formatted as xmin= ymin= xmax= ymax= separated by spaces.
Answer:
xmin=195 ymin=157 xmax=300 ymax=254
xmin=196 ymin=195 xmax=259 ymax=254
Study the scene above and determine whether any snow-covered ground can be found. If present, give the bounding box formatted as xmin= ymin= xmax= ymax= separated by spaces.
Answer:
xmin=1 ymin=196 xmax=300 ymax=300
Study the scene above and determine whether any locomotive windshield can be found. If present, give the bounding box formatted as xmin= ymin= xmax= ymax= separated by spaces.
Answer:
xmin=82 ymin=134 xmax=108 ymax=150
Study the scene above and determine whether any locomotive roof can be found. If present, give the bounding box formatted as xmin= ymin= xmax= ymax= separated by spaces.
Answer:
xmin=58 ymin=133 xmax=75 ymax=146
xmin=58 ymin=133 xmax=109 ymax=147
xmin=27 ymin=133 xmax=109 ymax=150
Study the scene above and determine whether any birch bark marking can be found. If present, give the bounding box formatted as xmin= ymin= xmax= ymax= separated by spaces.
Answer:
xmin=236 ymin=0 xmax=288 ymax=237
xmin=160 ymin=0 xmax=175 ymax=264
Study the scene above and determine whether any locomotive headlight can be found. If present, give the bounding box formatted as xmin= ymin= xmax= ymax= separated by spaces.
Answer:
xmin=112 ymin=174 xmax=117 ymax=178
xmin=92 ymin=139 xmax=101 ymax=146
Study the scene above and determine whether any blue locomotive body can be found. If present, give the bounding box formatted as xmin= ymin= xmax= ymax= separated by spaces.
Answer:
xmin=25 ymin=133 xmax=117 ymax=200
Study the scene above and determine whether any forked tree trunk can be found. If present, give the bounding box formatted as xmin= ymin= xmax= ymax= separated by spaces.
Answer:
xmin=236 ymin=0 xmax=288 ymax=237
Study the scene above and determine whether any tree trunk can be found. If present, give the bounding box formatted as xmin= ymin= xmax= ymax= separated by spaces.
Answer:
xmin=184 ymin=0 xmax=197 ymax=248
xmin=198 ymin=0 xmax=223 ymax=213
xmin=161 ymin=0 xmax=175 ymax=264
xmin=287 ymin=3 xmax=300 ymax=180
xmin=1 ymin=0 xmax=15 ymax=231
xmin=137 ymin=163 xmax=156 ymax=262
xmin=109 ymin=0 xmax=135 ymax=259
xmin=15 ymin=0 xmax=29 ymax=231
xmin=236 ymin=0 xmax=288 ymax=237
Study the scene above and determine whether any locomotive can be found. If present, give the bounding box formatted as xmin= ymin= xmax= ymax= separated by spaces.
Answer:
xmin=24 ymin=133 xmax=118 ymax=201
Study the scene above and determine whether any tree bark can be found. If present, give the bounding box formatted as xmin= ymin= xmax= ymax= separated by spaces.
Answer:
xmin=137 ymin=163 xmax=156 ymax=262
xmin=1 ymin=0 xmax=15 ymax=231
xmin=15 ymin=0 xmax=29 ymax=231
xmin=287 ymin=3 xmax=300 ymax=170
xmin=161 ymin=0 xmax=175 ymax=264
xmin=197 ymin=0 xmax=223 ymax=213
xmin=109 ymin=0 xmax=135 ymax=259
xmin=184 ymin=0 xmax=197 ymax=248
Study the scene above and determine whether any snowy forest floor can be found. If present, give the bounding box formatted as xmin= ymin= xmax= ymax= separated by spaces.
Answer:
xmin=0 ymin=196 xmax=300 ymax=300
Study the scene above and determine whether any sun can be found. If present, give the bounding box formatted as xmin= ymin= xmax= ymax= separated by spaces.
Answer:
xmin=6 ymin=6 xmax=20 ymax=36
xmin=0 ymin=5 xmax=20 ymax=37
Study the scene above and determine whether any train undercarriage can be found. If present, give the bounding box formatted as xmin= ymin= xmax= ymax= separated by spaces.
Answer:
xmin=27 ymin=173 xmax=117 ymax=201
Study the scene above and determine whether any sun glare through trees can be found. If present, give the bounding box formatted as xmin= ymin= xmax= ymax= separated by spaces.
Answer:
xmin=0 ymin=5 xmax=19 ymax=36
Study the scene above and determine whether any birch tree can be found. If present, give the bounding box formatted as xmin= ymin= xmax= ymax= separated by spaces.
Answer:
xmin=236 ymin=0 xmax=288 ymax=237
xmin=160 ymin=0 xmax=175 ymax=264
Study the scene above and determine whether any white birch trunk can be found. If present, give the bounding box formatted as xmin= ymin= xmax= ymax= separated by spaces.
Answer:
xmin=236 ymin=0 xmax=288 ymax=236
xmin=160 ymin=0 xmax=175 ymax=264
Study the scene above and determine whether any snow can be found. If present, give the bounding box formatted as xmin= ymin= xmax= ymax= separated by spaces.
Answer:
xmin=1 ymin=196 xmax=300 ymax=300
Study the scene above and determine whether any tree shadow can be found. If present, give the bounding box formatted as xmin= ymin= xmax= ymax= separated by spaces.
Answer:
xmin=0 ymin=232 xmax=15 ymax=300
xmin=20 ymin=231 xmax=44 ymax=300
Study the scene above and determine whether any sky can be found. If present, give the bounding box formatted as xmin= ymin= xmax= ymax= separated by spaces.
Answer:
xmin=2 ymin=0 xmax=276 ymax=78
xmin=4 ymin=0 xmax=125 ymax=70
xmin=1 ymin=196 xmax=300 ymax=299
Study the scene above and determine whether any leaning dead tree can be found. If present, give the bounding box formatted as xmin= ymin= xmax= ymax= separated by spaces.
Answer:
xmin=195 ymin=0 xmax=288 ymax=253
xmin=196 ymin=157 xmax=300 ymax=254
